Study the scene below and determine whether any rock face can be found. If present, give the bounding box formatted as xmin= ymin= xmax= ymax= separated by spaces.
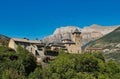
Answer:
xmin=81 ymin=24 xmax=118 ymax=45
xmin=42 ymin=26 xmax=80 ymax=43
xmin=86 ymin=26 xmax=120 ymax=53
xmin=42 ymin=24 xmax=118 ymax=46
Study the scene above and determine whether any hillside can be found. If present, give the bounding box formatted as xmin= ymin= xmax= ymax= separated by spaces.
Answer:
xmin=0 ymin=34 xmax=10 ymax=42
xmin=0 ymin=34 xmax=10 ymax=46
xmin=85 ymin=26 xmax=120 ymax=55
xmin=86 ymin=26 xmax=120 ymax=48
xmin=1 ymin=46 xmax=120 ymax=79
xmin=96 ymin=26 xmax=120 ymax=43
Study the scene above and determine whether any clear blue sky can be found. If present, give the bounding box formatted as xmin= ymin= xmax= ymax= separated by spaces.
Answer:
xmin=0 ymin=0 xmax=120 ymax=39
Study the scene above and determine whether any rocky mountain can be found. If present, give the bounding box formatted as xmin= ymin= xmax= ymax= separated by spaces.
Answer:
xmin=86 ymin=26 xmax=120 ymax=53
xmin=42 ymin=24 xmax=118 ymax=46
xmin=42 ymin=26 xmax=80 ymax=43
xmin=84 ymin=26 xmax=120 ymax=63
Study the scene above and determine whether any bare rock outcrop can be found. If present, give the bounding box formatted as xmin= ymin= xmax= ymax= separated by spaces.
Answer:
xmin=42 ymin=24 xmax=118 ymax=46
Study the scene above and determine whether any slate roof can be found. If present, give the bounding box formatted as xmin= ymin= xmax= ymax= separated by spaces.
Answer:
xmin=12 ymin=38 xmax=42 ymax=44
xmin=48 ymin=42 xmax=65 ymax=47
xmin=72 ymin=28 xmax=81 ymax=34
xmin=63 ymin=41 xmax=75 ymax=44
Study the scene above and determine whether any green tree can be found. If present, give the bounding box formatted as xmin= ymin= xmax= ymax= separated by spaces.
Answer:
xmin=97 ymin=73 xmax=110 ymax=79
xmin=76 ymin=72 xmax=96 ymax=79
xmin=2 ymin=69 xmax=25 ymax=79
xmin=105 ymin=61 xmax=120 ymax=74
xmin=28 ymin=67 xmax=43 ymax=79
xmin=0 ymin=46 xmax=37 ymax=78
xmin=75 ymin=53 xmax=105 ymax=73
xmin=17 ymin=45 xmax=37 ymax=75
xmin=111 ymin=73 xmax=120 ymax=79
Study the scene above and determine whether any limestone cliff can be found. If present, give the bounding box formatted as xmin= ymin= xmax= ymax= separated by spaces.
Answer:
xmin=42 ymin=24 xmax=118 ymax=46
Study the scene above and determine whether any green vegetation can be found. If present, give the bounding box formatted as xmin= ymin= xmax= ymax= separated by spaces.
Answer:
xmin=86 ymin=26 xmax=120 ymax=48
xmin=28 ymin=51 xmax=120 ymax=79
xmin=84 ymin=26 xmax=120 ymax=66
xmin=0 ymin=34 xmax=10 ymax=46
xmin=38 ymin=51 xmax=120 ymax=79
xmin=0 ymin=46 xmax=36 ymax=79
xmin=98 ymin=26 xmax=120 ymax=43
xmin=0 ymin=46 xmax=120 ymax=79
xmin=105 ymin=53 xmax=120 ymax=64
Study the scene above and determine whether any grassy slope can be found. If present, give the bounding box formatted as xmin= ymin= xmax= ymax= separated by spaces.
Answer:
xmin=98 ymin=26 xmax=120 ymax=43
xmin=105 ymin=53 xmax=120 ymax=64
xmin=86 ymin=26 xmax=120 ymax=48
xmin=85 ymin=26 xmax=120 ymax=63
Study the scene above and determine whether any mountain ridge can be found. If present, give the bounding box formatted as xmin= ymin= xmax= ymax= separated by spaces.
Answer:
xmin=42 ymin=24 xmax=119 ymax=45
xmin=84 ymin=26 xmax=120 ymax=54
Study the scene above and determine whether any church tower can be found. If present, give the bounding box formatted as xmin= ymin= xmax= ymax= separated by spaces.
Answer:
xmin=71 ymin=29 xmax=82 ymax=53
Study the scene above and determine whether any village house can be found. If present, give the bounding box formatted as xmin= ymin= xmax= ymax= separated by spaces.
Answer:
xmin=47 ymin=42 xmax=67 ymax=51
xmin=8 ymin=38 xmax=45 ymax=57
xmin=48 ymin=29 xmax=82 ymax=54
xmin=8 ymin=28 xmax=82 ymax=63
xmin=62 ymin=29 xmax=82 ymax=53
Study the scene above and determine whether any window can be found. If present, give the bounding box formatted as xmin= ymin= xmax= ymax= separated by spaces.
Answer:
xmin=35 ymin=50 xmax=39 ymax=56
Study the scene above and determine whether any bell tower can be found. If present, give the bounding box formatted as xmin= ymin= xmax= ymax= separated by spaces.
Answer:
xmin=71 ymin=29 xmax=81 ymax=44
xmin=71 ymin=28 xmax=82 ymax=53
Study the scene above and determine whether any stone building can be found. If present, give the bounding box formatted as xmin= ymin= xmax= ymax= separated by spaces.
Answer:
xmin=8 ymin=28 xmax=82 ymax=59
xmin=8 ymin=38 xmax=45 ymax=57
xmin=48 ymin=29 xmax=82 ymax=54
xmin=46 ymin=42 xmax=66 ymax=50
xmin=62 ymin=29 xmax=82 ymax=54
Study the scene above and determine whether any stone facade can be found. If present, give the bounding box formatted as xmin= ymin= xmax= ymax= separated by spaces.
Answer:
xmin=8 ymin=28 xmax=82 ymax=58
xmin=47 ymin=29 xmax=82 ymax=54
xmin=8 ymin=38 xmax=45 ymax=57
xmin=62 ymin=29 xmax=82 ymax=54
